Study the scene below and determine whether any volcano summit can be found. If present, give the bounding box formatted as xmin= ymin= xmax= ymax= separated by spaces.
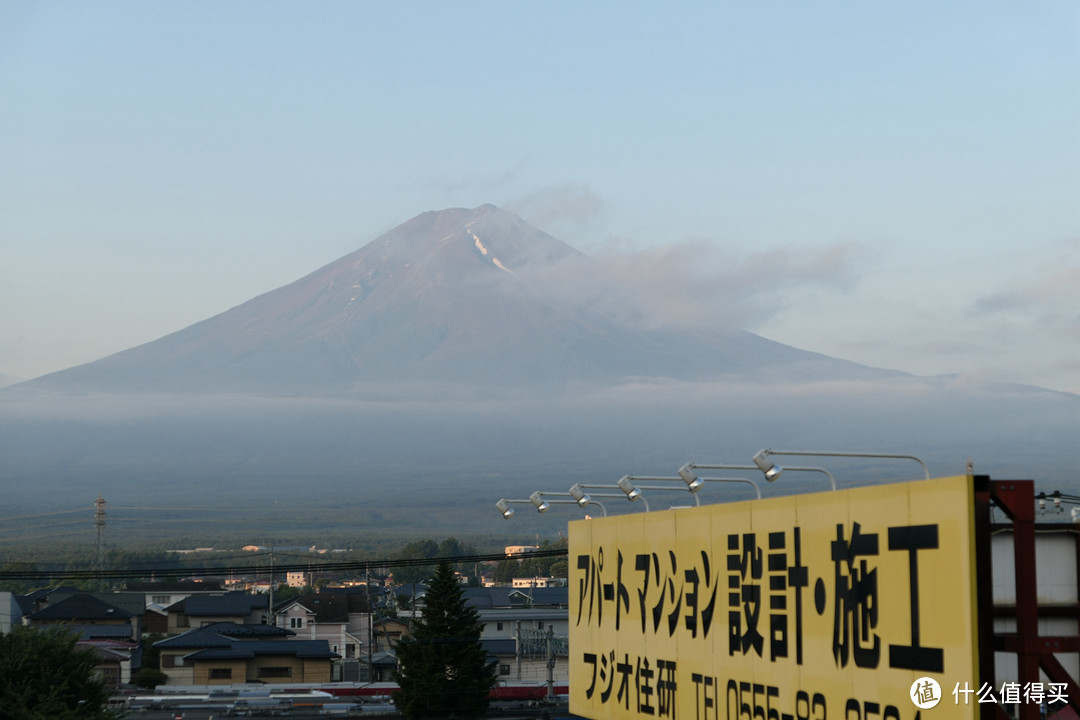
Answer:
xmin=17 ymin=205 xmax=894 ymax=396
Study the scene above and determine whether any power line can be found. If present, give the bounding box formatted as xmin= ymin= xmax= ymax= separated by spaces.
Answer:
xmin=0 ymin=549 xmax=568 ymax=583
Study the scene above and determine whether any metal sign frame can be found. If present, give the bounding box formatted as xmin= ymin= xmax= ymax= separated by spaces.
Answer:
xmin=976 ymin=477 xmax=1080 ymax=720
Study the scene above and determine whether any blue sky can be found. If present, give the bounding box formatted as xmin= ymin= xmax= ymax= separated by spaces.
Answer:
xmin=2 ymin=2 xmax=1078 ymax=392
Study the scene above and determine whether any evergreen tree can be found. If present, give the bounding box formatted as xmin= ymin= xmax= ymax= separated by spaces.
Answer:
xmin=0 ymin=625 xmax=117 ymax=719
xmin=392 ymin=562 xmax=497 ymax=720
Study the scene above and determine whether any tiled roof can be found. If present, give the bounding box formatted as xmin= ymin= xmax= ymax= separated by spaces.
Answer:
xmin=186 ymin=640 xmax=339 ymax=661
xmin=370 ymin=650 xmax=397 ymax=667
xmin=154 ymin=622 xmax=293 ymax=649
xmin=477 ymin=608 xmax=568 ymax=622
xmin=462 ymin=587 xmax=568 ymax=609
xmin=279 ymin=592 xmax=371 ymax=624
xmin=68 ymin=624 xmax=137 ymax=640
xmin=94 ymin=592 xmax=146 ymax=616
xmin=168 ymin=593 xmax=267 ymax=616
xmin=153 ymin=627 xmax=237 ymax=650
xmin=28 ymin=593 xmax=133 ymax=621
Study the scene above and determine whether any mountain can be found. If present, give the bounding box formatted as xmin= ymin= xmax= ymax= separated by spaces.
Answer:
xmin=13 ymin=204 xmax=898 ymax=396
xmin=3 ymin=205 xmax=1077 ymax=549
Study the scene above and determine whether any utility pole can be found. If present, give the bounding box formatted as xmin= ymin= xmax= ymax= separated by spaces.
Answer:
xmin=545 ymin=626 xmax=558 ymax=699
xmin=268 ymin=548 xmax=275 ymax=626
xmin=366 ymin=564 xmax=373 ymax=682
xmin=515 ymin=621 xmax=522 ymax=681
xmin=93 ymin=495 xmax=106 ymax=588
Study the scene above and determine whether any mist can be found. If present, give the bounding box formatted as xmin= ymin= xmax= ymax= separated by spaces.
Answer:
xmin=2 ymin=373 xmax=1076 ymax=547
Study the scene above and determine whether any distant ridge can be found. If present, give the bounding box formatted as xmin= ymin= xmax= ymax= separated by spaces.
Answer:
xmin=13 ymin=205 xmax=900 ymax=396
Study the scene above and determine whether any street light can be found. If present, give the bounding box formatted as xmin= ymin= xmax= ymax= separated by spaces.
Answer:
xmin=753 ymin=449 xmax=930 ymax=482
xmin=534 ymin=490 xmax=608 ymax=517
xmin=617 ymin=475 xmax=643 ymax=501
xmin=1036 ymin=491 xmax=1080 ymax=516
xmin=680 ymin=461 xmax=836 ymax=491
xmin=579 ymin=479 xmax=698 ymax=513
xmin=569 ymin=483 xmax=645 ymax=510
xmin=674 ymin=465 xmax=763 ymax=499
xmin=568 ymin=484 xmax=591 ymax=507
xmin=495 ymin=494 xmax=607 ymax=518
xmin=615 ymin=475 xmax=714 ymax=511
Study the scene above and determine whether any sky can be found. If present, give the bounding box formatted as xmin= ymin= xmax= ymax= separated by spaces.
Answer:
xmin=2 ymin=2 xmax=1078 ymax=393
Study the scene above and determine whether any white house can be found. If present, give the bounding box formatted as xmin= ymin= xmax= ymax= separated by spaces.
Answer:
xmin=273 ymin=591 xmax=371 ymax=681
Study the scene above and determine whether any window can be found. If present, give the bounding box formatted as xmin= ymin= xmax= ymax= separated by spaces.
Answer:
xmin=290 ymin=617 xmax=304 ymax=628
xmin=151 ymin=595 xmax=170 ymax=604
xmin=496 ymin=622 xmax=503 ymax=632
xmin=500 ymin=664 xmax=511 ymax=676
xmin=538 ymin=621 xmax=544 ymax=629
xmin=257 ymin=667 xmax=292 ymax=679
xmin=171 ymin=655 xmax=186 ymax=667
xmin=209 ymin=668 xmax=232 ymax=680
xmin=346 ymin=644 xmax=356 ymax=659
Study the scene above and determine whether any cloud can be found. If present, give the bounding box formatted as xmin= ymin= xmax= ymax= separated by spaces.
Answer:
xmin=504 ymin=184 xmax=606 ymax=233
xmin=420 ymin=165 xmax=527 ymax=208
xmin=513 ymin=239 xmax=868 ymax=331
xmin=973 ymin=237 xmax=1080 ymax=310
xmin=974 ymin=264 xmax=1080 ymax=314
xmin=970 ymin=245 xmax=1080 ymax=346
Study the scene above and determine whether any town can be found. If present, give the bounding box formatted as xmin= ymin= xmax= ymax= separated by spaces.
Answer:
xmin=0 ymin=543 xmax=572 ymax=716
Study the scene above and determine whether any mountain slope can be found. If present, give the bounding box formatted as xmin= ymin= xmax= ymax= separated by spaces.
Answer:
xmin=15 ymin=204 xmax=900 ymax=396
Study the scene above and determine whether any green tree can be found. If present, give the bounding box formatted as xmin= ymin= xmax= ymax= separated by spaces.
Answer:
xmin=392 ymin=562 xmax=496 ymax=720
xmin=392 ymin=539 xmax=440 ymax=587
xmin=0 ymin=625 xmax=117 ymax=719
xmin=0 ymin=562 xmax=39 ymax=593
xmin=130 ymin=667 xmax=167 ymax=689
xmin=493 ymin=557 xmax=518 ymax=584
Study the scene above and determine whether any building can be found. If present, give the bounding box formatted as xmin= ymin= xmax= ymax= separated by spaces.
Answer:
xmin=164 ymin=591 xmax=268 ymax=634
xmin=25 ymin=592 xmax=139 ymax=642
xmin=124 ymin=580 xmax=226 ymax=614
xmin=505 ymin=545 xmax=540 ymax=556
xmin=154 ymin=622 xmax=337 ymax=685
xmin=273 ymin=591 xmax=371 ymax=681
xmin=511 ymin=577 xmax=566 ymax=588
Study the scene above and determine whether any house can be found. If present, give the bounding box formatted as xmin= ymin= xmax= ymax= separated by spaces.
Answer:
xmin=504 ymin=545 xmax=540 ymax=556
xmin=164 ymin=591 xmax=268 ymax=634
xmin=286 ymin=571 xmax=310 ymax=588
xmin=77 ymin=637 xmax=139 ymax=687
xmin=21 ymin=593 xmax=142 ymax=686
xmin=154 ymin=622 xmax=338 ymax=685
xmin=368 ymin=584 xmax=569 ymax=688
xmin=124 ymin=580 xmax=226 ymax=614
xmin=1 ymin=591 xmax=21 ymax=633
xmin=511 ymin=576 xmax=566 ymax=588
xmin=368 ymin=650 xmax=399 ymax=682
xmin=273 ymin=590 xmax=370 ymax=681
xmin=463 ymin=587 xmax=569 ymax=689
xmin=25 ymin=592 xmax=139 ymax=642
xmin=371 ymin=616 xmax=409 ymax=653
xmin=462 ymin=586 xmax=568 ymax=610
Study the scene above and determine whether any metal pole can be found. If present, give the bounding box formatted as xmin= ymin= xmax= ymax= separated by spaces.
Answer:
xmin=546 ymin=626 xmax=555 ymax=699
xmin=366 ymin=565 xmax=373 ymax=682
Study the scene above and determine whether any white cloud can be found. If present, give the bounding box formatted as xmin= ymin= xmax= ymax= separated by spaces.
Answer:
xmin=512 ymin=238 xmax=869 ymax=332
xmin=504 ymin=184 xmax=606 ymax=237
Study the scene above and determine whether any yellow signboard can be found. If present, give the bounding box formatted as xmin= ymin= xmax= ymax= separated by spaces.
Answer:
xmin=569 ymin=475 xmax=979 ymax=720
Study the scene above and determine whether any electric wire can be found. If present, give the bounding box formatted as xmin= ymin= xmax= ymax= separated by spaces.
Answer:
xmin=0 ymin=549 xmax=568 ymax=582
